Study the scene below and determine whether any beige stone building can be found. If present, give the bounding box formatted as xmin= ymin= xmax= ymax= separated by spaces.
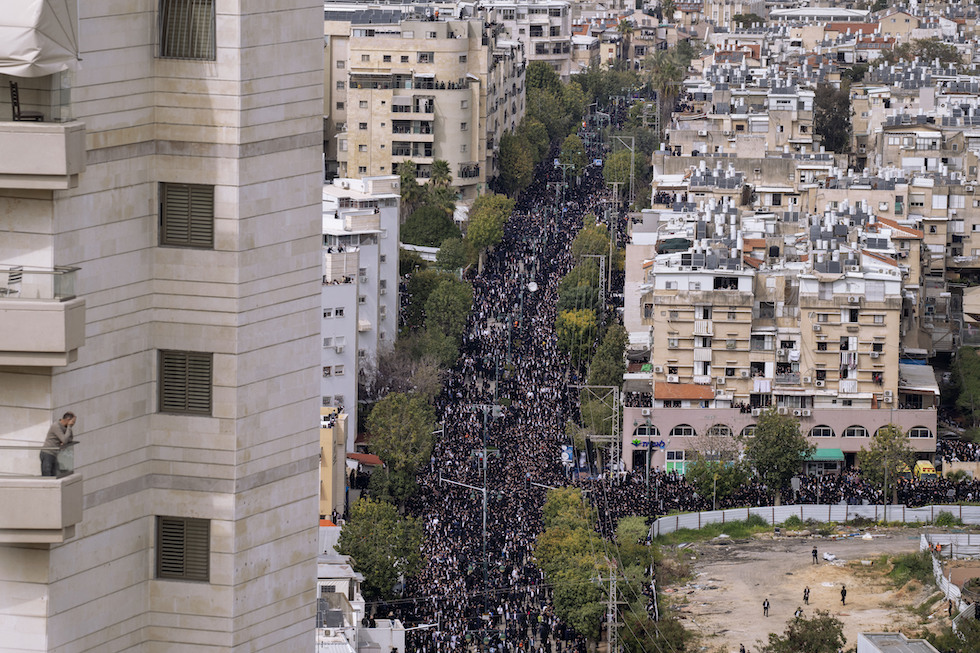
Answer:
xmin=324 ymin=10 xmax=526 ymax=200
xmin=0 ymin=1 xmax=323 ymax=650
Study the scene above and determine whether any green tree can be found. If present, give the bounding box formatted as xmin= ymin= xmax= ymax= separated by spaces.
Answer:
xmin=882 ymin=38 xmax=962 ymax=69
xmin=617 ymin=19 xmax=634 ymax=62
xmin=646 ymin=49 xmax=685 ymax=136
xmin=414 ymin=327 xmax=460 ymax=368
xmin=856 ymin=423 xmax=915 ymax=505
xmin=559 ymin=76 xmax=588 ymax=129
xmin=429 ymin=159 xmax=452 ymax=188
xmin=401 ymin=205 xmax=461 ymax=247
xmin=557 ymin=284 xmax=601 ymax=314
xmin=366 ymin=393 xmax=436 ymax=502
xmin=744 ymin=408 xmax=815 ymax=504
xmin=572 ymin=222 xmax=611 ymax=259
xmin=402 ymin=268 xmax=448 ymax=331
xmin=759 ymin=610 xmax=846 ymax=653
xmin=603 ymin=149 xmax=634 ymax=188
xmin=559 ymin=258 xmax=601 ymax=296
xmin=732 ymin=13 xmax=765 ymax=27
xmin=684 ymin=457 xmax=751 ymax=508
xmin=527 ymin=87 xmax=568 ymax=141
xmin=526 ymin=60 xmax=563 ymax=94
xmin=436 ymin=237 xmax=467 ymax=272
xmin=814 ymin=83 xmax=852 ymax=154
xmin=424 ymin=278 xmax=473 ymax=340
xmin=923 ymin=615 xmax=980 ymax=651
xmin=465 ymin=193 xmax=515 ymax=271
xmin=560 ymin=134 xmax=588 ymax=175
xmin=588 ymin=324 xmax=627 ymax=387
xmin=517 ymin=117 xmax=551 ymax=163
xmin=337 ymin=498 xmax=422 ymax=599
xmin=556 ymin=308 xmax=598 ymax=368
xmin=660 ymin=0 xmax=675 ymax=21
xmin=399 ymin=165 xmax=425 ymax=219
xmin=399 ymin=248 xmax=428 ymax=278
xmin=497 ymin=132 xmax=534 ymax=196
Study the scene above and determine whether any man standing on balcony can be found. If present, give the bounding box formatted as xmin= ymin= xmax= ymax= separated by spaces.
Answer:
xmin=41 ymin=412 xmax=76 ymax=477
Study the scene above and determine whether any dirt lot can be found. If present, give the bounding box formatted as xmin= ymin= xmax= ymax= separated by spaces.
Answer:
xmin=666 ymin=529 xmax=939 ymax=653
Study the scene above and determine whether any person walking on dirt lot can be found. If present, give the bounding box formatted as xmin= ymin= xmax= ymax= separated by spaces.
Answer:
xmin=763 ymin=598 xmax=770 ymax=617
xmin=841 ymin=585 xmax=847 ymax=606
xmin=803 ymin=586 xmax=810 ymax=605
xmin=740 ymin=645 xmax=745 ymax=653
xmin=812 ymin=545 xmax=818 ymax=564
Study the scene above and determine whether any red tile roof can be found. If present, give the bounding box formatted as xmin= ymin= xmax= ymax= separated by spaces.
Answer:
xmin=876 ymin=216 xmax=924 ymax=239
xmin=347 ymin=452 xmax=384 ymax=466
xmin=654 ymin=382 xmax=714 ymax=400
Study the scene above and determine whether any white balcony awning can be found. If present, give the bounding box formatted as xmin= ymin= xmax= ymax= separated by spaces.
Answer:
xmin=0 ymin=0 xmax=79 ymax=77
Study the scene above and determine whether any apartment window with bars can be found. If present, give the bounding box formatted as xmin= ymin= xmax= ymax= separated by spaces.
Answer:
xmin=159 ymin=0 xmax=215 ymax=60
xmin=160 ymin=183 xmax=214 ymax=248
xmin=159 ymin=350 xmax=213 ymax=415
xmin=156 ymin=516 xmax=210 ymax=581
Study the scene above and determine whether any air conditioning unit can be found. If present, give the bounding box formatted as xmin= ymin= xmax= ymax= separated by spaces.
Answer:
xmin=846 ymin=265 xmax=860 ymax=272
xmin=968 ymin=185 xmax=975 ymax=192
xmin=740 ymin=370 xmax=750 ymax=378
xmin=751 ymin=408 xmax=762 ymax=416
xmin=698 ymin=129 xmax=708 ymax=136
xmin=813 ymin=324 xmax=822 ymax=332
xmin=802 ymin=376 xmax=812 ymax=384
xmin=715 ymin=388 xmax=726 ymax=396
xmin=654 ymin=365 xmax=664 ymax=373
xmin=641 ymin=408 xmax=651 ymax=416
xmin=883 ymin=395 xmax=893 ymax=403
xmin=716 ymin=377 xmax=726 ymax=385
xmin=777 ymin=407 xmax=789 ymax=415
xmin=380 ymin=288 xmax=387 ymax=295
xmin=883 ymin=390 xmax=893 ymax=398
xmin=335 ymin=345 xmax=345 ymax=354
xmin=815 ymin=380 xmax=826 ymax=387
xmin=667 ymin=374 xmax=679 ymax=383
xmin=793 ymin=409 xmax=803 ymax=417
xmin=801 ymin=409 xmax=812 ymax=417
xmin=870 ymin=351 xmax=880 ymax=359
xmin=777 ymin=348 xmax=787 ymax=358
xmin=848 ymin=296 xmax=860 ymax=304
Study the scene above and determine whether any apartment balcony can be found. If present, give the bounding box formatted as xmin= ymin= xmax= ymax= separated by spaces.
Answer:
xmin=0 ymin=443 xmax=82 ymax=544
xmin=775 ymin=372 xmax=801 ymax=385
xmin=0 ymin=266 xmax=85 ymax=366
xmin=0 ymin=120 xmax=85 ymax=189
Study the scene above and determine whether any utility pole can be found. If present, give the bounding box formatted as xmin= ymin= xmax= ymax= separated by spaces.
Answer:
xmin=597 ymin=561 xmax=621 ymax=653
xmin=612 ymin=135 xmax=636 ymax=206
xmin=582 ymin=254 xmax=607 ymax=321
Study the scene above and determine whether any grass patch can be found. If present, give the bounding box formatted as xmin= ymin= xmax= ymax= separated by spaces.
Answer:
xmin=914 ymin=591 xmax=945 ymax=617
xmin=889 ymin=551 xmax=934 ymax=586
xmin=782 ymin=515 xmax=804 ymax=529
xmin=934 ymin=511 xmax=964 ymax=527
xmin=655 ymin=518 xmax=772 ymax=546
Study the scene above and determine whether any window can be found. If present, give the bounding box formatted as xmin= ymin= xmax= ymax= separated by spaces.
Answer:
xmin=908 ymin=427 xmax=931 ymax=439
xmin=361 ymin=54 xmax=370 ymax=62
xmin=460 ymin=144 xmax=468 ymax=153
xmin=336 ymin=81 xmax=345 ymax=90
xmin=358 ymin=295 xmax=366 ymax=304
xmin=359 ymin=100 xmax=367 ymax=109
xmin=358 ymin=144 xmax=367 ymax=152
xmin=842 ymin=425 xmax=868 ymax=438
xmin=817 ymin=342 xmax=827 ymax=351
xmin=668 ymin=338 xmax=679 ymax=348
xmin=811 ymin=425 xmax=834 ymax=438
xmin=669 ymin=424 xmax=695 ymax=437
xmin=335 ymin=365 xmax=345 ymax=376
xmin=460 ymin=122 xmax=468 ymax=131
xmin=461 ymin=99 xmax=468 ymax=110
xmin=160 ymin=183 xmax=214 ymax=248
xmin=336 ymin=60 xmax=345 ymax=69
xmin=159 ymin=350 xmax=212 ymax=415
xmin=156 ymin=516 xmax=209 ymax=581
xmin=401 ymin=55 xmax=409 ymax=63
xmin=380 ymin=254 xmax=387 ymax=263
xmin=336 ymin=102 xmax=344 ymax=111
xmin=159 ymin=0 xmax=215 ymax=60
xmin=383 ymin=55 xmax=391 ymax=62
xmin=872 ymin=342 xmax=883 ymax=352
xmin=323 ymin=337 xmax=333 ymax=348
xmin=725 ymin=367 xmax=735 ymax=377
xmin=323 ymin=366 xmax=331 ymax=377
xmin=323 ymin=308 xmax=333 ymax=318
xmin=335 ymin=307 xmax=345 ymax=317
xmin=873 ymin=315 xmax=884 ymax=325
xmin=359 ymin=123 xmax=368 ymax=130
xmin=459 ymin=55 xmax=467 ymax=63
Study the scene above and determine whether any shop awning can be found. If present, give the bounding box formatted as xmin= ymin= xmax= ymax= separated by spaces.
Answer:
xmin=808 ymin=448 xmax=844 ymax=462
xmin=0 ymin=0 xmax=79 ymax=77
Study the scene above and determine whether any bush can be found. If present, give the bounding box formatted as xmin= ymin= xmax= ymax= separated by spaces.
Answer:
xmin=934 ymin=510 xmax=963 ymax=527
xmin=889 ymin=551 xmax=934 ymax=586
xmin=746 ymin=513 xmax=769 ymax=528
xmin=782 ymin=515 xmax=804 ymax=529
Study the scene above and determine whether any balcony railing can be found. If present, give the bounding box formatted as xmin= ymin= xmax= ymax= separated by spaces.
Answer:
xmin=775 ymin=372 xmax=801 ymax=385
xmin=0 ymin=265 xmax=85 ymax=366
xmin=0 ymin=120 xmax=86 ymax=189
xmin=0 ymin=442 xmax=82 ymax=544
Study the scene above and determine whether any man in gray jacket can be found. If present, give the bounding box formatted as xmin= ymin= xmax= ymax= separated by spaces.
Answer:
xmin=41 ymin=412 xmax=76 ymax=476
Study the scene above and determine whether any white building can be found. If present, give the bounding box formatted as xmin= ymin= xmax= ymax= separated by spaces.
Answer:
xmin=0 ymin=0 xmax=323 ymax=651
xmin=321 ymin=177 xmax=401 ymax=445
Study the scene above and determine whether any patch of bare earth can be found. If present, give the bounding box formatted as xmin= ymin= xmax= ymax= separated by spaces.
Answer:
xmin=663 ymin=530 xmax=932 ymax=653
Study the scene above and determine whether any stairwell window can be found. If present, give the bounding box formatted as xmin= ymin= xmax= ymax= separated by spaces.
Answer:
xmin=159 ymin=0 xmax=215 ymax=60
xmin=160 ymin=183 xmax=214 ymax=248
xmin=159 ymin=350 xmax=213 ymax=415
xmin=156 ymin=516 xmax=210 ymax=581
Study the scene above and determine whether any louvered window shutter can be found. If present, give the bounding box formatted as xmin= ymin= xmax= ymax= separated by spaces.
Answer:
xmin=161 ymin=183 xmax=214 ymax=248
xmin=160 ymin=351 xmax=212 ymax=415
xmin=159 ymin=0 xmax=216 ymax=60
xmin=157 ymin=517 xmax=210 ymax=581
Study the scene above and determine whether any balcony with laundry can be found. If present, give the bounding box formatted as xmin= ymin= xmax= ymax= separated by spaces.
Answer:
xmin=0 ymin=265 xmax=86 ymax=366
xmin=0 ymin=2 xmax=85 ymax=189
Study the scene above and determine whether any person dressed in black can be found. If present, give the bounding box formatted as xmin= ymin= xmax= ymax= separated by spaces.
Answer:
xmin=841 ymin=585 xmax=847 ymax=606
xmin=812 ymin=545 xmax=818 ymax=564
xmin=763 ymin=598 xmax=770 ymax=617
xmin=803 ymin=586 xmax=810 ymax=605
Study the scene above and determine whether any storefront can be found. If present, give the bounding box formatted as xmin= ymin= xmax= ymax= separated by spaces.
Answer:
xmin=805 ymin=447 xmax=844 ymax=476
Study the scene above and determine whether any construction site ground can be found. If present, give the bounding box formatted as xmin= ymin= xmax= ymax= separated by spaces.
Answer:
xmin=664 ymin=528 xmax=948 ymax=653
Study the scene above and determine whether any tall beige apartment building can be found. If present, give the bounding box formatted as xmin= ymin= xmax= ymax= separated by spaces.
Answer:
xmin=324 ymin=9 xmax=526 ymax=199
xmin=0 ymin=1 xmax=323 ymax=650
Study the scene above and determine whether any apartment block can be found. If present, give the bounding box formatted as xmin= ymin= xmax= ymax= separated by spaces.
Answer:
xmin=486 ymin=0 xmax=574 ymax=79
xmin=321 ymin=176 xmax=401 ymax=444
xmin=0 ymin=1 xmax=323 ymax=650
xmin=324 ymin=8 xmax=526 ymax=200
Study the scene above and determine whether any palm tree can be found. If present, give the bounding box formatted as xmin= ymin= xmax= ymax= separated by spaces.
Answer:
xmin=617 ymin=19 xmax=634 ymax=67
xmin=647 ymin=49 xmax=684 ymax=138
xmin=660 ymin=0 xmax=676 ymax=23
xmin=399 ymin=165 xmax=425 ymax=220
xmin=429 ymin=160 xmax=452 ymax=189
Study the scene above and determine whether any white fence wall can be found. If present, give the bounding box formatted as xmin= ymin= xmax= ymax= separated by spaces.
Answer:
xmin=650 ymin=504 xmax=980 ymax=538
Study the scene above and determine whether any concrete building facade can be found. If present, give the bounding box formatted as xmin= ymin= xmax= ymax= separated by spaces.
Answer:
xmin=0 ymin=1 xmax=324 ymax=650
